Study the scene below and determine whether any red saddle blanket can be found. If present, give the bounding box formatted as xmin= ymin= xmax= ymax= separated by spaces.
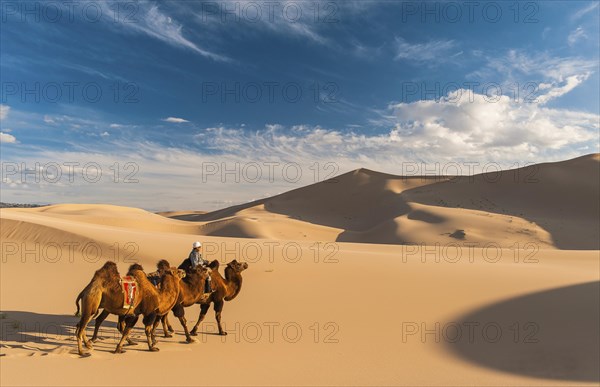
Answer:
xmin=120 ymin=276 xmax=137 ymax=308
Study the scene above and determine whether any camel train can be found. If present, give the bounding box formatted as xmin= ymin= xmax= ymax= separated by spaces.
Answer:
xmin=74 ymin=258 xmax=248 ymax=357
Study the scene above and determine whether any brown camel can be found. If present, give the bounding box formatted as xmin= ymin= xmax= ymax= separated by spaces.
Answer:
xmin=188 ymin=260 xmax=248 ymax=336
xmin=149 ymin=266 xmax=185 ymax=345
xmin=149 ymin=259 xmax=178 ymax=337
xmin=88 ymin=262 xmax=184 ymax=346
xmin=166 ymin=265 xmax=211 ymax=343
xmin=162 ymin=260 xmax=248 ymax=337
xmin=125 ymin=260 xmax=211 ymax=342
xmin=74 ymin=262 xmax=161 ymax=356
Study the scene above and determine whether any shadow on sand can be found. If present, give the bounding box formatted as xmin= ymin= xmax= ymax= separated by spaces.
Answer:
xmin=0 ymin=310 xmax=122 ymax=354
xmin=445 ymin=281 xmax=599 ymax=382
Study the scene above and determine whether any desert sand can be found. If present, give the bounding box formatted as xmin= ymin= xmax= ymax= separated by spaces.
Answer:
xmin=1 ymin=154 xmax=598 ymax=386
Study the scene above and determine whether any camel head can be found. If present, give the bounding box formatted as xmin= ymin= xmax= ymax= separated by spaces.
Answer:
xmin=227 ymin=259 xmax=248 ymax=273
xmin=128 ymin=263 xmax=144 ymax=274
xmin=223 ymin=260 xmax=247 ymax=301
xmin=156 ymin=259 xmax=171 ymax=273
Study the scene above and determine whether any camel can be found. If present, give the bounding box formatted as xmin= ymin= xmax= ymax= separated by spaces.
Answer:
xmin=189 ymin=259 xmax=248 ymax=336
xmin=161 ymin=260 xmax=248 ymax=337
xmin=88 ymin=264 xmax=185 ymax=347
xmin=149 ymin=259 xmax=178 ymax=337
xmin=74 ymin=262 xmax=161 ymax=356
xmin=106 ymin=259 xmax=212 ymax=343
xmin=148 ymin=266 xmax=185 ymax=345
xmin=165 ymin=265 xmax=211 ymax=343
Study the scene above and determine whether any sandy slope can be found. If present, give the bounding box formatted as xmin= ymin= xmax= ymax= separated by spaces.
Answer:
xmin=161 ymin=154 xmax=599 ymax=249
xmin=1 ymin=154 xmax=599 ymax=386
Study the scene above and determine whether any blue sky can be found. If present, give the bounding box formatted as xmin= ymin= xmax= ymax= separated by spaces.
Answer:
xmin=1 ymin=1 xmax=599 ymax=210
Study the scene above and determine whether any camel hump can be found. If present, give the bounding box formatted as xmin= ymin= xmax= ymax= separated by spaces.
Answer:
xmin=96 ymin=261 xmax=119 ymax=278
xmin=102 ymin=261 xmax=117 ymax=270
xmin=209 ymin=260 xmax=220 ymax=270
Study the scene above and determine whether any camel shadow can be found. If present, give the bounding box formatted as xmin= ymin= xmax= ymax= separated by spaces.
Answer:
xmin=196 ymin=331 xmax=223 ymax=336
xmin=0 ymin=310 xmax=135 ymax=354
xmin=445 ymin=281 xmax=599 ymax=382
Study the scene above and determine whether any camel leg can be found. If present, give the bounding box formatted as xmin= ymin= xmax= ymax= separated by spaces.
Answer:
xmin=173 ymin=305 xmax=196 ymax=343
xmin=117 ymin=315 xmax=138 ymax=346
xmin=114 ymin=315 xmax=137 ymax=354
xmin=143 ymin=313 xmax=159 ymax=351
xmin=76 ymin=313 xmax=94 ymax=357
xmin=117 ymin=316 xmax=125 ymax=333
xmin=161 ymin=315 xmax=172 ymax=337
xmin=81 ymin=309 xmax=98 ymax=349
xmin=214 ymin=301 xmax=227 ymax=336
xmin=167 ymin=315 xmax=174 ymax=333
xmin=81 ymin=321 xmax=93 ymax=349
xmin=151 ymin=315 xmax=162 ymax=346
xmin=190 ymin=303 xmax=210 ymax=336
xmin=91 ymin=309 xmax=110 ymax=343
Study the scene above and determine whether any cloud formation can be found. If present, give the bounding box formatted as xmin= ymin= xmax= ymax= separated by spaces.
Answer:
xmin=162 ymin=117 xmax=190 ymax=123
xmin=568 ymin=27 xmax=587 ymax=46
xmin=394 ymin=38 xmax=459 ymax=64
xmin=484 ymin=50 xmax=597 ymax=83
xmin=571 ymin=2 xmax=599 ymax=21
xmin=103 ymin=2 xmax=228 ymax=61
xmin=0 ymin=132 xmax=17 ymax=143
xmin=195 ymin=0 xmax=330 ymax=45
xmin=0 ymin=105 xmax=9 ymax=121
xmin=390 ymin=89 xmax=597 ymax=157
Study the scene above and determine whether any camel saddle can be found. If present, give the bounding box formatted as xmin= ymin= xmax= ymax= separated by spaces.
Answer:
xmin=120 ymin=276 xmax=138 ymax=309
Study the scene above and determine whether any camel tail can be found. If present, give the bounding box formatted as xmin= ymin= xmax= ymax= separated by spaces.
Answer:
xmin=74 ymin=291 xmax=83 ymax=317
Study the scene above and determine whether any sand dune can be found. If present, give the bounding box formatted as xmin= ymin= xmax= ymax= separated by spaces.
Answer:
xmin=1 ymin=154 xmax=598 ymax=386
xmin=161 ymin=154 xmax=599 ymax=249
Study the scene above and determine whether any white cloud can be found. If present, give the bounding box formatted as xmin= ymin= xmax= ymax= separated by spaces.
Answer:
xmin=390 ymin=89 xmax=598 ymax=155
xmin=542 ymin=27 xmax=551 ymax=39
xmin=0 ymin=132 xmax=17 ymax=143
xmin=536 ymin=73 xmax=591 ymax=104
xmin=387 ymin=49 xmax=598 ymax=155
xmin=0 ymin=105 xmax=9 ymax=121
xmin=100 ymin=132 xmax=110 ymax=137
xmin=43 ymin=115 xmax=56 ymax=124
xmin=479 ymin=50 xmax=597 ymax=91
xmin=284 ymin=22 xmax=328 ymax=45
xmin=571 ymin=2 xmax=599 ymax=21
xmin=162 ymin=117 xmax=190 ymax=123
xmin=109 ymin=123 xmax=123 ymax=128
xmin=195 ymin=0 xmax=329 ymax=46
xmin=568 ymin=27 xmax=587 ymax=46
xmin=105 ymin=2 xmax=228 ymax=61
xmin=395 ymin=38 xmax=459 ymax=64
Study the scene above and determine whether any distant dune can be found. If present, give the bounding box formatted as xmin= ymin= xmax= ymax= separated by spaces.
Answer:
xmin=159 ymin=154 xmax=600 ymax=249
